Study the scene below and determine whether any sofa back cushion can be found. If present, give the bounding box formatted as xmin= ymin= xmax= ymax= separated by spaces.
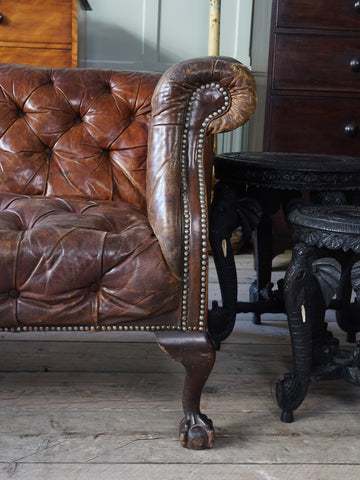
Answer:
xmin=0 ymin=65 xmax=161 ymax=209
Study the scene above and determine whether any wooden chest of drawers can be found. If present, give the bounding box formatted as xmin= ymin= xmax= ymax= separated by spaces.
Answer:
xmin=0 ymin=0 xmax=89 ymax=68
xmin=263 ymin=0 xmax=360 ymax=155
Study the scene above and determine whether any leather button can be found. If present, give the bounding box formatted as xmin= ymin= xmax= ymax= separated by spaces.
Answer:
xmin=9 ymin=289 xmax=20 ymax=299
xmin=89 ymin=283 xmax=100 ymax=292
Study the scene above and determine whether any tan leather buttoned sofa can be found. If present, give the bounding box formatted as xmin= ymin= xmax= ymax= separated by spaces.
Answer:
xmin=0 ymin=57 xmax=256 ymax=449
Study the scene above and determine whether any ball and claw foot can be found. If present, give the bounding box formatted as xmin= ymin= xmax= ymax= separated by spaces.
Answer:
xmin=179 ymin=413 xmax=215 ymax=449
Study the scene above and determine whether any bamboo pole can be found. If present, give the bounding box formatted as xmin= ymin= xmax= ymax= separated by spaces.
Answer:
xmin=208 ymin=1 xmax=221 ymax=190
xmin=208 ymin=0 xmax=221 ymax=56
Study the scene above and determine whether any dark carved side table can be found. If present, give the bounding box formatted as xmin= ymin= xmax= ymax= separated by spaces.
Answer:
xmin=276 ymin=204 xmax=360 ymax=423
xmin=208 ymin=152 xmax=360 ymax=348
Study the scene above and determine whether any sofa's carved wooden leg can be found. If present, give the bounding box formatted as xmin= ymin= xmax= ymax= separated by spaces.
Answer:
xmin=155 ymin=331 xmax=216 ymax=449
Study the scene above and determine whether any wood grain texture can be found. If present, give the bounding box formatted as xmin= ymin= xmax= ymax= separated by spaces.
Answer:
xmin=0 ymin=0 xmax=72 ymax=43
xmin=0 ymin=0 xmax=82 ymax=68
xmin=0 ymin=46 xmax=73 ymax=68
xmin=0 ymin=464 xmax=359 ymax=480
xmin=0 ymin=254 xmax=358 ymax=477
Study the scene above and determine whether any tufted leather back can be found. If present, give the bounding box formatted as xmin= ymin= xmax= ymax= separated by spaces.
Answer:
xmin=0 ymin=64 xmax=161 ymax=209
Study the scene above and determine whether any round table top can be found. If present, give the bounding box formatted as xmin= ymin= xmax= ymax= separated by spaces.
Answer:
xmin=214 ymin=152 xmax=360 ymax=191
xmin=288 ymin=205 xmax=360 ymax=252
xmin=289 ymin=205 xmax=360 ymax=234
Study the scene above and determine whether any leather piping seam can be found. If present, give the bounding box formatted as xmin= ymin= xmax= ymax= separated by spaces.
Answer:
xmin=180 ymin=82 xmax=230 ymax=332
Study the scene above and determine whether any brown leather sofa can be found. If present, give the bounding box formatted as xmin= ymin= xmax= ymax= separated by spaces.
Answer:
xmin=0 ymin=57 xmax=256 ymax=449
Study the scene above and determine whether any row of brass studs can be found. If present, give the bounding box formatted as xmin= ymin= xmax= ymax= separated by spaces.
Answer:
xmin=180 ymin=82 xmax=230 ymax=331
xmin=0 ymin=324 xmax=184 ymax=333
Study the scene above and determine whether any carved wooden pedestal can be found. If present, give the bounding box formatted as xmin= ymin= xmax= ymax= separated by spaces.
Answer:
xmin=276 ymin=205 xmax=360 ymax=422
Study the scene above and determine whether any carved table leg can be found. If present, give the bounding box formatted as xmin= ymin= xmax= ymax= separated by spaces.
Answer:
xmin=209 ymin=181 xmax=262 ymax=346
xmin=249 ymin=188 xmax=293 ymax=324
xmin=251 ymin=214 xmax=273 ymax=325
xmin=343 ymin=259 xmax=360 ymax=384
xmin=155 ymin=331 xmax=216 ymax=449
xmin=335 ymin=254 xmax=360 ymax=343
xmin=276 ymin=243 xmax=327 ymax=422
xmin=209 ymin=229 xmax=238 ymax=348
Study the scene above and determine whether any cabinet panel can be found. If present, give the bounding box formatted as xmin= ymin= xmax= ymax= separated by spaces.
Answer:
xmin=264 ymin=0 xmax=360 ymax=156
xmin=0 ymin=0 xmax=72 ymax=44
xmin=273 ymin=33 xmax=360 ymax=91
xmin=277 ymin=0 xmax=360 ymax=30
xmin=267 ymin=95 xmax=360 ymax=155
xmin=0 ymin=0 xmax=86 ymax=68
xmin=0 ymin=46 xmax=73 ymax=68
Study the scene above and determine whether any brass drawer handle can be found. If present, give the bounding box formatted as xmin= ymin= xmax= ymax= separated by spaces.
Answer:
xmin=345 ymin=123 xmax=360 ymax=137
xmin=350 ymin=58 xmax=360 ymax=72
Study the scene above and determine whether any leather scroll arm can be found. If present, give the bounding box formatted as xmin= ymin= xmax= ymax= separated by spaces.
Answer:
xmin=146 ymin=56 xmax=257 ymax=330
xmin=147 ymin=56 xmax=257 ymax=277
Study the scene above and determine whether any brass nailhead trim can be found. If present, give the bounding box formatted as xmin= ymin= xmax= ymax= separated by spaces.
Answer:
xmin=180 ymin=83 xmax=230 ymax=332
xmin=0 ymin=324 xmax=181 ymax=333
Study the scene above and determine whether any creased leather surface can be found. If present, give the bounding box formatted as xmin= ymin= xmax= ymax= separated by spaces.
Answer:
xmin=0 ymin=193 xmax=179 ymax=328
xmin=0 ymin=59 xmax=256 ymax=330
xmin=0 ymin=65 xmax=161 ymax=208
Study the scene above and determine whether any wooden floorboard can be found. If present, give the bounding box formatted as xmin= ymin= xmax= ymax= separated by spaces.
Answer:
xmin=0 ymin=253 xmax=359 ymax=479
xmin=2 ymin=464 xmax=360 ymax=480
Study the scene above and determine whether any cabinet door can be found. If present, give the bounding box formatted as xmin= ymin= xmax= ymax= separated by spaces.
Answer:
xmin=0 ymin=0 xmax=72 ymax=44
xmin=266 ymin=95 xmax=360 ymax=155
xmin=276 ymin=0 xmax=360 ymax=30
xmin=0 ymin=46 xmax=72 ymax=67
xmin=272 ymin=34 xmax=360 ymax=92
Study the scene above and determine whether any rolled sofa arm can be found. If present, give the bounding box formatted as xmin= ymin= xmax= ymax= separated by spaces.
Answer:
xmin=146 ymin=56 xmax=257 ymax=330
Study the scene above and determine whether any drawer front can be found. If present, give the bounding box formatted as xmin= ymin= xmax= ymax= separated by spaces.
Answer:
xmin=0 ymin=0 xmax=72 ymax=44
xmin=0 ymin=46 xmax=72 ymax=68
xmin=273 ymin=34 xmax=360 ymax=92
xmin=266 ymin=95 xmax=360 ymax=155
xmin=277 ymin=0 xmax=360 ymax=30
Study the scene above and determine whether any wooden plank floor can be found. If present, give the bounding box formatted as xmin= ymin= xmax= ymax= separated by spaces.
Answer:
xmin=1 ymin=252 xmax=360 ymax=479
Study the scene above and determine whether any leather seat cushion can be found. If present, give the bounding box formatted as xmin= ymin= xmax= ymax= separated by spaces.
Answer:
xmin=0 ymin=193 xmax=180 ymax=329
